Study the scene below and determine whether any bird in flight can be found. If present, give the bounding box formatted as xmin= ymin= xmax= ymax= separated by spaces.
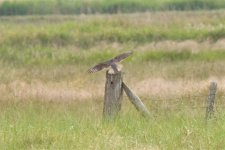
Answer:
xmin=88 ymin=51 xmax=133 ymax=73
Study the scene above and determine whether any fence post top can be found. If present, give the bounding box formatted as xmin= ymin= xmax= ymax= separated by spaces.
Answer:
xmin=107 ymin=70 xmax=122 ymax=75
xmin=210 ymin=81 xmax=217 ymax=89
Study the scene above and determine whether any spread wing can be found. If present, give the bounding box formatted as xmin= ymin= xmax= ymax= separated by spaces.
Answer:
xmin=113 ymin=51 xmax=133 ymax=63
xmin=88 ymin=62 xmax=111 ymax=73
xmin=88 ymin=51 xmax=133 ymax=73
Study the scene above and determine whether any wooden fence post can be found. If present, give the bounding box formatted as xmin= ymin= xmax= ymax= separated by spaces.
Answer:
xmin=122 ymin=82 xmax=151 ymax=118
xmin=103 ymin=71 xmax=123 ymax=119
xmin=205 ymin=81 xmax=217 ymax=121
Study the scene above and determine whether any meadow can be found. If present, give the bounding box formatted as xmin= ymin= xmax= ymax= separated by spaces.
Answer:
xmin=1 ymin=10 xmax=225 ymax=149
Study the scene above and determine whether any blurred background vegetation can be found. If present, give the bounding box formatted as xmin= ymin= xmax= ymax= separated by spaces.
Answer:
xmin=0 ymin=1 xmax=225 ymax=80
xmin=1 ymin=1 xmax=225 ymax=149
xmin=0 ymin=0 xmax=225 ymax=15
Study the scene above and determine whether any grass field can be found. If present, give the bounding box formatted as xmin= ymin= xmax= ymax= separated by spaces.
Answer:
xmin=1 ymin=10 xmax=225 ymax=149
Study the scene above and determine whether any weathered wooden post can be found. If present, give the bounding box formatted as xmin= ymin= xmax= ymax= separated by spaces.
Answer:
xmin=123 ymin=82 xmax=151 ymax=118
xmin=88 ymin=51 xmax=151 ymax=120
xmin=205 ymin=81 xmax=217 ymax=121
xmin=103 ymin=71 xmax=123 ymax=119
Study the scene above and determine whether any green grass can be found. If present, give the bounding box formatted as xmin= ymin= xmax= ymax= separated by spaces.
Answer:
xmin=1 ymin=11 xmax=225 ymax=149
xmin=1 ymin=12 xmax=225 ymax=80
xmin=2 ymin=46 xmax=225 ymax=67
xmin=0 ymin=12 xmax=225 ymax=71
xmin=0 ymin=99 xmax=225 ymax=149
xmin=0 ymin=0 xmax=225 ymax=15
xmin=1 ymin=12 xmax=225 ymax=49
xmin=0 ymin=11 xmax=225 ymax=79
xmin=1 ymin=17 xmax=225 ymax=48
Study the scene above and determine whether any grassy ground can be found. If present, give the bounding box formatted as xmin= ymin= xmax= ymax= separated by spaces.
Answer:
xmin=1 ymin=99 xmax=225 ymax=149
xmin=1 ymin=11 xmax=225 ymax=149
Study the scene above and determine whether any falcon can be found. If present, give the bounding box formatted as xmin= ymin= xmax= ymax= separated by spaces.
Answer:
xmin=88 ymin=51 xmax=133 ymax=73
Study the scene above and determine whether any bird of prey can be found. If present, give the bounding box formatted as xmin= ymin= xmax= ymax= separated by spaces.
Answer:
xmin=88 ymin=51 xmax=133 ymax=73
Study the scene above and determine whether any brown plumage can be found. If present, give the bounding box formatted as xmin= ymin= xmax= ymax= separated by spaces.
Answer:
xmin=88 ymin=51 xmax=133 ymax=73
